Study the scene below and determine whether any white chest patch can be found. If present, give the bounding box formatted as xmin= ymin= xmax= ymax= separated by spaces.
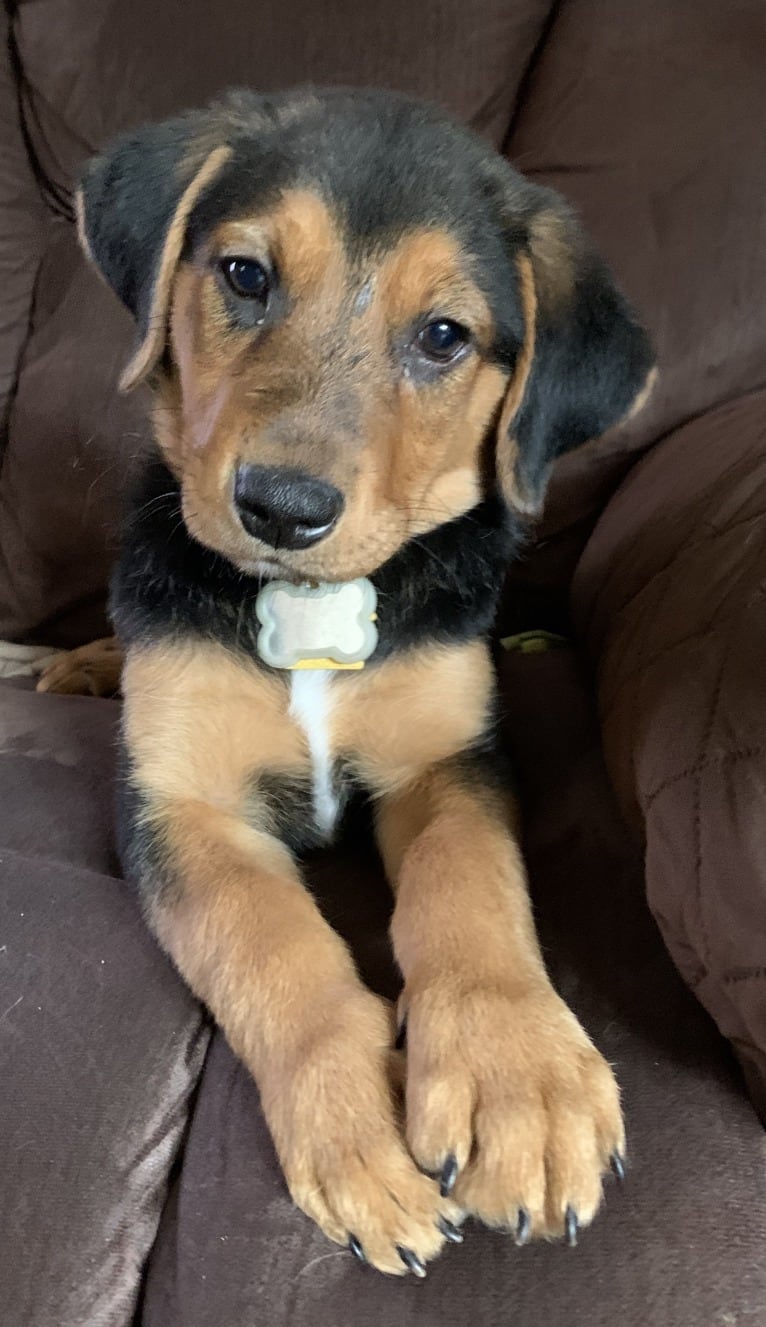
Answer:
xmin=289 ymin=669 xmax=339 ymax=836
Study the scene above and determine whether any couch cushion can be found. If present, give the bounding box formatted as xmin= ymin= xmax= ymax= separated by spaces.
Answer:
xmin=0 ymin=681 xmax=210 ymax=1327
xmin=139 ymin=647 xmax=766 ymax=1327
xmin=573 ymin=391 xmax=766 ymax=1116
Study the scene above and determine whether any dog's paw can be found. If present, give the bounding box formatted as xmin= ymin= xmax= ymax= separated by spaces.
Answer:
xmin=261 ymin=989 xmax=460 ymax=1277
xmin=401 ymin=980 xmax=624 ymax=1243
xmin=35 ymin=637 xmax=123 ymax=697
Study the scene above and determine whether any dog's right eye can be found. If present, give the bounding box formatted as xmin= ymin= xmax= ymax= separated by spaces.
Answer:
xmin=220 ymin=257 xmax=271 ymax=307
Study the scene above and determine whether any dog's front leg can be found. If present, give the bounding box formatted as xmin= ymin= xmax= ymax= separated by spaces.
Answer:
xmin=376 ymin=755 xmax=625 ymax=1244
xmin=122 ymin=789 xmax=456 ymax=1275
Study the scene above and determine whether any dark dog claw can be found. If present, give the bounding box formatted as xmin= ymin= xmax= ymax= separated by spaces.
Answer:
xmin=439 ymin=1153 xmax=459 ymax=1198
xmin=397 ymin=1246 xmax=427 ymax=1278
xmin=610 ymin=1152 xmax=626 ymax=1182
xmin=395 ymin=1016 xmax=407 ymax=1050
xmin=348 ymin=1235 xmax=366 ymax=1264
xmin=564 ymin=1206 xmax=579 ymax=1248
xmin=515 ymin=1208 xmax=532 ymax=1247
xmin=438 ymin=1216 xmax=464 ymax=1244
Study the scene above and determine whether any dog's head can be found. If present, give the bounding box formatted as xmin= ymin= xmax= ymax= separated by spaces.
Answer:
xmin=80 ymin=88 xmax=654 ymax=582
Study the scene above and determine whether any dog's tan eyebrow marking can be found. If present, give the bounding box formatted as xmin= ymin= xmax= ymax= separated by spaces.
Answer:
xmin=210 ymin=218 xmax=271 ymax=256
xmin=378 ymin=228 xmax=493 ymax=337
xmin=209 ymin=190 xmax=345 ymax=295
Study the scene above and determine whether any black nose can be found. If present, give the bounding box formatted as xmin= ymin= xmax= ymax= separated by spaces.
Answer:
xmin=233 ymin=465 xmax=344 ymax=551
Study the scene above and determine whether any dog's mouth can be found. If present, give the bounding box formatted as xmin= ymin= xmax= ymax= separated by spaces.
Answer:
xmin=242 ymin=553 xmax=311 ymax=584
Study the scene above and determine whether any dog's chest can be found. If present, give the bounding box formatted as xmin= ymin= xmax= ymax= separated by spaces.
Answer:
xmin=278 ymin=640 xmax=493 ymax=846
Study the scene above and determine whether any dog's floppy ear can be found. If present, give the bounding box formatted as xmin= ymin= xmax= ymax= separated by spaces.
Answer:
xmin=495 ymin=185 xmax=655 ymax=512
xmin=77 ymin=114 xmax=232 ymax=391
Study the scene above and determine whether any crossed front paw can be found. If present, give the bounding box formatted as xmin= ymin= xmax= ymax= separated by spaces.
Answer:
xmin=400 ymin=978 xmax=625 ymax=1243
xmin=261 ymin=989 xmax=461 ymax=1277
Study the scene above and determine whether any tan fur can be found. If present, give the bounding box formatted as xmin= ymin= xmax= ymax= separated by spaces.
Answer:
xmin=376 ymin=761 xmax=625 ymax=1237
xmin=123 ymin=642 xmax=304 ymax=811
xmin=42 ymin=626 xmax=625 ymax=1256
xmin=378 ymin=229 xmax=494 ymax=339
xmin=528 ymin=207 xmax=578 ymax=312
xmin=495 ymin=252 xmax=539 ymax=512
xmin=336 ymin=639 xmax=495 ymax=794
xmin=119 ymin=638 xmax=463 ymax=1273
xmin=141 ymin=795 xmax=453 ymax=1275
xmin=220 ymin=190 xmax=343 ymax=293
xmin=36 ymin=635 xmax=122 ymax=697
xmin=120 ymin=145 xmax=233 ymax=391
xmin=123 ymin=637 xmax=494 ymax=807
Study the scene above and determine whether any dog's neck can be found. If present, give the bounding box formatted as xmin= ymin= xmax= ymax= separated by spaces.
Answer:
xmin=110 ymin=455 xmax=520 ymax=664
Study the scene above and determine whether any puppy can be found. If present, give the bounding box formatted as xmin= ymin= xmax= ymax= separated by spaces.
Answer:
xmin=49 ymin=88 xmax=653 ymax=1276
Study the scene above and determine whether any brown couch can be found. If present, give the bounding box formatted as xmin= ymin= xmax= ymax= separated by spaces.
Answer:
xmin=1 ymin=2 xmax=764 ymax=1324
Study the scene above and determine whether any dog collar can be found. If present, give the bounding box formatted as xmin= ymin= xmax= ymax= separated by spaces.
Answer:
xmin=254 ymin=578 xmax=378 ymax=670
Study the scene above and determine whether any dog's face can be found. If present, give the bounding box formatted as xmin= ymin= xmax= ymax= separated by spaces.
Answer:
xmin=80 ymin=89 xmax=654 ymax=582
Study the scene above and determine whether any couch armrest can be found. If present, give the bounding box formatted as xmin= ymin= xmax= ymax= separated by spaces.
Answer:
xmin=572 ymin=393 xmax=766 ymax=1117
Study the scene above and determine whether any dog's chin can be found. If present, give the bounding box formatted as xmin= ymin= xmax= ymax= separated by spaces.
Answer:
xmin=234 ymin=553 xmax=368 ymax=585
xmin=229 ymin=538 xmax=384 ymax=586
xmin=189 ymin=510 xmax=407 ymax=584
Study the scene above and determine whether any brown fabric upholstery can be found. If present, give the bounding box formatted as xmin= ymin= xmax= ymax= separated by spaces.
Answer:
xmin=0 ymin=680 xmax=209 ymax=1326
xmin=573 ymin=394 xmax=766 ymax=1116
xmin=503 ymin=0 xmax=766 ymax=601
xmin=0 ymin=9 xmax=47 ymax=439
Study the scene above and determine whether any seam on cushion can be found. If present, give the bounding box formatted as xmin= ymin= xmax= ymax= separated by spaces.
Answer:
xmin=724 ymin=967 xmax=766 ymax=986
xmin=5 ymin=3 xmax=75 ymax=222
xmin=500 ymin=0 xmax=562 ymax=154
xmin=0 ymin=237 xmax=48 ymax=469
xmin=692 ymin=634 xmax=733 ymax=971
xmin=618 ymin=518 xmax=697 ymax=821
xmin=643 ymin=745 xmax=766 ymax=811
xmin=0 ymin=4 xmax=52 ymax=455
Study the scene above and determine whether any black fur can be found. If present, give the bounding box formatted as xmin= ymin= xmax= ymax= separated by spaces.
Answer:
xmin=511 ymin=199 xmax=653 ymax=505
xmin=254 ymin=766 xmax=362 ymax=858
xmin=110 ymin=455 xmax=518 ymax=665
xmin=114 ymin=744 xmax=176 ymax=911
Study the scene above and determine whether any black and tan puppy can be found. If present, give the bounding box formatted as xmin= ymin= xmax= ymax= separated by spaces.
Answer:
xmin=43 ymin=88 xmax=653 ymax=1276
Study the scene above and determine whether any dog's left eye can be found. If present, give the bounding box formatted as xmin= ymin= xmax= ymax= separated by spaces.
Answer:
xmin=220 ymin=257 xmax=271 ymax=305
xmin=415 ymin=319 xmax=470 ymax=364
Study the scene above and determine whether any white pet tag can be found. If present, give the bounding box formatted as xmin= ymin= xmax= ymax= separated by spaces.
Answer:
xmin=255 ymin=578 xmax=378 ymax=670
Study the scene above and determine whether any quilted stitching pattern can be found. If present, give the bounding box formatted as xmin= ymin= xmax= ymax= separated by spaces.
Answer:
xmin=573 ymin=391 xmax=766 ymax=1116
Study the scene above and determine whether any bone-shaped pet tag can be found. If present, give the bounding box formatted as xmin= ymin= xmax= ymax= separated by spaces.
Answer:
xmin=255 ymin=578 xmax=378 ymax=670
